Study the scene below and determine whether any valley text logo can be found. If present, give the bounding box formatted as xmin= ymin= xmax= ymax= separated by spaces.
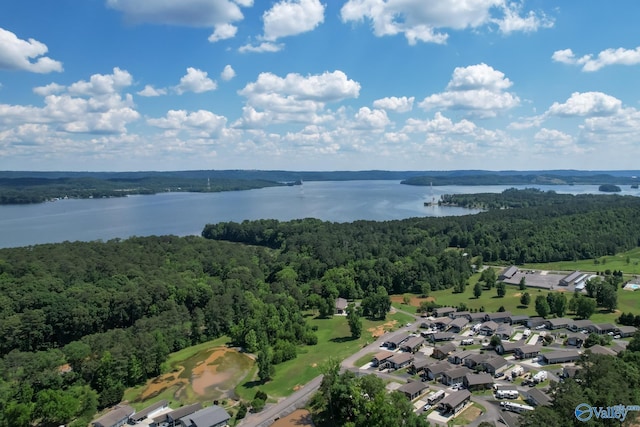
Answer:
xmin=575 ymin=403 xmax=640 ymax=422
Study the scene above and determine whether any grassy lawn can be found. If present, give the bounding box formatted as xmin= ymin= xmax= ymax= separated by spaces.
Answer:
xmin=450 ymin=402 xmax=486 ymax=426
xmin=354 ymin=352 xmax=376 ymax=368
xmin=521 ymin=247 xmax=640 ymax=275
xmin=236 ymin=313 xmax=406 ymax=400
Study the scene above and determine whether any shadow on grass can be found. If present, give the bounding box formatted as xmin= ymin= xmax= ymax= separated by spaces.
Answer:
xmin=517 ymin=305 xmax=529 ymax=309
xmin=330 ymin=336 xmax=358 ymax=343
xmin=240 ymin=379 xmax=263 ymax=391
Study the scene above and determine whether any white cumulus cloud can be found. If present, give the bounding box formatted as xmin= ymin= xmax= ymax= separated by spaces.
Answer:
xmin=353 ymin=107 xmax=391 ymax=129
xmin=33 ymin=83 xmax=65 ymax=96
xmin=209 ymin=23 xmax=238 ymax=42
xmin=547 ymin=92 xmax=622 ymax=117
xmin=68 ymin=67 xmax=133 ymax=96
xmin=373 ymin=96 xmax=414 ymax=113
xmin=263 ymin=0 xmax=325 ymax=41
xmin=0 ymin=27 xmax=63 ymax=73
xmin=239 ymin=42 xmax=284 ymax=53
xmin=137 ymin=85 xmax=167 ymax=97
xmin=340 ymin=0 xmax=551 ymax=45
xmin=419 ymin=63 xmax=519 ymax=117
xmin=221 ymin=65 xmax=236 ymax=81
xmin=148 ymin=109 xmax=227 ymax=137
xmin=552 ymin=46 xmax=640 ymax=72
xmin=175 ymin=67 xmax=217 ymax=94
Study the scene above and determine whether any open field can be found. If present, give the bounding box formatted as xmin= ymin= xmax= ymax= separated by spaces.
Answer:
xmin=235 ymin=311 xmax=410 ymax=400
xmin=520 ymin=247 xmax=640 ymax=276
xmin=451 ymin=403 xmax=485 ymax=425
xmin=271 ymin=409 xmax=315 ymax=427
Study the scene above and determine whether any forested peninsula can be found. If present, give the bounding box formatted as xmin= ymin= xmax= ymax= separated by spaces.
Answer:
xmin=2 ymin=190 xmax=640 ymax=425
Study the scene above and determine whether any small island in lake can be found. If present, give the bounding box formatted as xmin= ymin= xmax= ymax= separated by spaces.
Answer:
xmin=599 ymin=184 xmax=622 ymax=192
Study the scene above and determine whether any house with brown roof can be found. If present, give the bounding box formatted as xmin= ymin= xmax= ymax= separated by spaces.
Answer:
xmin=545 ymin=317 xmax=572 ymax=330
xmin=398 ymin=381 xmax=429 ymax=400
xmin=409 ymin=359 xmax=431 ymax=375
xmin=514 ymin=344 xmax=542 ymax=360
xmin=92 ymin=405 xmax=135 ymax=427
xmin=463 ymin=353 xmax=491 ymax=369
xmin=463 ymin=373 xmax=493 ymax=391
xmin=438 ymin=389 xmax=471 ymax=414
xmin=448 ymin=350 xmax=473 ymax=365
xmin=434 ymin=307 xmax=456 ymax=317
xmin=428 ymin=332 xmax=456 ymax=342
xmin=372 ymin=350 xmax=394 ymax=367
xmin=432 ymin=343 xmax=457 ymax=360
xmin=448 ymin=317 xmax=469 ymax=333
xmin=479 ymin=321 xmax=499 ymax=336
xmin=496 ymin=341 xmax=519 ymax=355
xmin=482 ymin=356 xmax=509 ymax=375
xmin=388 ymin=352 xmax=414 ymax=370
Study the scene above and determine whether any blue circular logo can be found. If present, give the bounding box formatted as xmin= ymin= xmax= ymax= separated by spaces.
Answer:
xmin=575 ymin=403 xmax=593 ymax=422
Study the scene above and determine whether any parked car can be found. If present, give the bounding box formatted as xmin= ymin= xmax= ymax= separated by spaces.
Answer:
xmin=495 ymin=372 xmax=505 ymax=378
xmin=614 ymin=335 xmax=621 ymax=339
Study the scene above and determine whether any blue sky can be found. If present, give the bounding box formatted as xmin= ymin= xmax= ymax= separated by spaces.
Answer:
xmin=1 ymin=1 xmax=640 ymax=171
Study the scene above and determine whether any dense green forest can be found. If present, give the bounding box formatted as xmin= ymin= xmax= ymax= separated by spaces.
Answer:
xmin=3 ymin=189 xmax=640 ymax=425
xmin=0 ymin=176 xmax=281 ymax=204
xmin=401 ymin=173 xmax=640 ymax=186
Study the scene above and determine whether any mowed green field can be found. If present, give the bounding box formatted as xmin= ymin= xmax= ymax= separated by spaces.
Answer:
xmin=520 ymin=247 xmax=640 ymax=275
xmin=235 ymin=311 xmax=412 ymax=400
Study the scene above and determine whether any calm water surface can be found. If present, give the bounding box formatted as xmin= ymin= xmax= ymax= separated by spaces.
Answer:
xmin=1 ymin=181 xmax=637 ymax=248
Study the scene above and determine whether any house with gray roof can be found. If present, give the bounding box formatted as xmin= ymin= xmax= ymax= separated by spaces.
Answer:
xmin=485 ymin=312 xmax=512 ymax=323
xmin=568 ymin=319 xmax=594 ymax=332
xmin=495 ymin=324 xmax=513 ymax=340
xmin=464 ymin=353 xmax=491 ymax=369
xmin=335 ymin=297 xmax=348 ymax=314
xmin=423 ymin=362 xmax=453 ymax=381
xmin=441 ymin=366 xmax=472 ymax=386
xmin=130 ymin=400 xmax=168 ymax=423
xmin=482 ymin=356 xmax=509 ymax=375
xmin=151 ymin=403 xmax=202 ymax=427
xmin=388 ymin=352 xmax=414 ymax=370
xmin=479 ymin=321 xmax=499 ymax=336
xmin=524 ymin=388 xmax=552 ymax=407
xmin=400 ymin=336 xmax=425 ymax=353
xmin=92 ymin=405 xmax=135 ymax=427
xmin=432 ymin=342 xmax=457 ymax=360
xmin=585 ymin=345 xmax=617 ymax=356
xmin=496 ymin=341 xmax=519 ymax=355
xmin=617 ymin=325 xmax=637 ymax=337
xmin=565 ymin=333 xmax=584 ymax=347
xmin=179 ymin=405 xmax=230 ymax=427
xmin=526 ymin=317 xmax=547 ymax=329
xmin=545 ymin=317 xmax=572 ymax=330
xmin=448 ymin=350 xmax=473 ymax=365
xmin=398 ymin=381 xmax=429 ymax=400
xmin=514 ymin=344 xmax=542 ymax=360
xmin=542 ymin=349 xmax=581 ymax=364
xmin=434 ymin=307 xmax=456 ymax=317
xmin=500 ymin=266 xmax=519 ymax=281
xmin=448 ymin=317 xmax=469 ymax=333
xmin=384 ymin=332 xmax=411 ymax=349
xmin=409 ymin=359 xmax=431 ymax=375
xmin=560 ymin=271 xmax=582 ymax=286
xmin=428 ymin=332 xmax=456 ymax=342
xmin=463 ymin=373 xmax=493 ymax=391
xmin=438 ymin=389 xmax=471 ymax=414
xmin=450 ymin=311 xmax=470 ymax=319
xmin=588 ymin=323 xmax=618 ymax=335
xmin=507 ymin=315 xmax=530 ymax=325
xmin=465 ymin=312 xmax=487 ymax=322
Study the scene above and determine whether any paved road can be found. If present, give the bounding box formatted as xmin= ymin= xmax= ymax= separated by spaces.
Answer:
xmin=239 ymin=375 xmax=323 ymax=427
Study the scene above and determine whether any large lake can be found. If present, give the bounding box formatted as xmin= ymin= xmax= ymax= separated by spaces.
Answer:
xmin=1 ymin=181 xmax=638 ymax=249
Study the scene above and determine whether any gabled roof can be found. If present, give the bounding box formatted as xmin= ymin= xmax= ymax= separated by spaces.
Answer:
xmin=182 ymin=405 xmax=230 ymax=427
xmin=389 ymin=352 xmax=414 ymax=365
xmin=155 ymin=403 xmax=202 ymax=423
xmin=486 ymin=311 xmax=512 ymax=320
xmin=543 ymin=349 xmax=581 ymax=361
xmin=439 ymin=389 xmax=471 ymax=408
xmin=497 ymin=324 xmax=513 ymax=335
xmin=480 ymin=320 xmax=499 ymax=331
xmin=586 ymin=345 xmax=616 ymax=356
xmin=431 ymin=332 xmax=456 ymax=340
xmin=386 ymin=332 xmax=411 ymax=345
xmin=412 ymin=359 xmax=431 ymax=370
xmin=130 ymin=400 xmax=168 ymax=421
xmin=464 ymin=372 xmax=493 ymax=386
xmin=398 ymin=381 xmax=428 ymax=396
xmin=92 ymin=405 xmax=135 ymax=427
xmin=508 ymin=315 xmax=530 ymax=322
xmin=500 ymin=266 xmax=518 ymax=279
xmin=449 ymin=317 xmax=469 ymax=328
xmin=435 ymin=307 xmax=456 ymax=315
xmin=465 ymin=353 xmax=490 ymax=364
xmin=448 ymin=350 xmax=473 ymax=361
xmin=569 ymin=319 xmax=594 ymax=329
xmin=443 ymin=366 xmax=471 ymax=379
xmin=526 ymin=388 xmax=552 ymax=406
xmin=426 ymin=362 xmax=453 ymax=375
xmin=515 ymin=344 xmax=542 ymax=354
xmin=373 ymin=350 xmax=394 ymax=361
xmin=435 ymin=342 xmax=457 ymax=355
xmin=335 ymin=297 xmax=348 ymax=310
xmin=617 ymin=325 xmax=637 ymax=334
xmin=402 ymin=336 xmax=425 ymax=349
xmin=484 ymin=356 xmax=508 ymax=370
xmin=546 ymin=317 xmax=572 ymax=327
xmin=561 ymin=271 xmax=582 ymax=283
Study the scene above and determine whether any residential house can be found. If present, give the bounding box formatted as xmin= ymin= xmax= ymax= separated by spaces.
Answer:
xmin=372 ymin=350 xmax=394 ymax=368
xmin=463 ymin=373 xmax=493 ymax=391
xmin=448 ymin=350 xmax=473 ymax=365
xmin=423 ymin=362 xmax=453 ymax=381
xmin=433 ymin=317 xmax=453 ymax=330
xmin=335 ymin=298 xmax=348 ymax=315
xmin=428 ymin=332 xmax=456 ymax=342
xmin=514 ymin=344 xmax=542 ymax=360
xmin=448 ymin=317 xmax=469 ymax=333
xmin=434 ymin=307 xmax=456 ymax=318
xmin=464 ymin=312 xmax=487 ymax=323
xmin=130 ymin=400 xmax=168 ymax=424
xmin=479 ymin=321 xmax=499 ymax=336
xmin=568 ymin=319 xmax=594 ymax=332
xmin=92 ymin=405 xmax=135 ymax=427
xmin=409 ymin=359 xmax=431 ymax=375
xmin=482 ymin=356 xmax=508 ymax=375
xmin=588 ymin=323 xmax=618 ymax=335
xmin=545 ymin=317 xmax=572 ymax=330
xmin=562 ymin=366 xmax=581 ymax=378
xmin=450 ymin=311 xmax=470 ymax=319
xmin=585 ymin=345 xmax=617 ymax=356
xmin=151 ymin=404 xmax=202 ymax=427
xmin=527 ymin=317 xmax=547 ymax=329
xmin=565 ymin=333 xmax=584 ymax=347
xmin=496 ymin=341 xmax=519 ymax=355
xmin=499 ymin=266 xmax=519 ymax=281
xmin=617 ymin=325 xmax=637 ymax=337
xmin=542 ymin=349 xmax=581 ymax=364
xmin=398 ymin=381 xmax=429 ymax=400
xmin=507 ymin=315 xmax=530 ymax=326
xmin=464 ymin=353 xmax=491 ymax=369
xmin=485 ymin=312 xmax=512 ymax=323
xmin=178 ymin=405 xmax=230 ymax=427
xmin=560 ymin=271 xmax=582 ymax=286
xmin=442 ymin=366 xmax=471 ymax=386
xmin=388 ymin=352 xmax=414 ymax=370
xmin=438 ymin=389 xmax=471 ymax=414
xmin=432 ymin=343 xmax=457 ymax=360
xmin=495 ymin=324 xmax=513 ymax=340
xmin=523 ymin=388 xmax=552 ymax=407
xmin=384 ymin=332 xmax=411 ymax=349
xmin=400 ymin=336 xmax=425 ymax=353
